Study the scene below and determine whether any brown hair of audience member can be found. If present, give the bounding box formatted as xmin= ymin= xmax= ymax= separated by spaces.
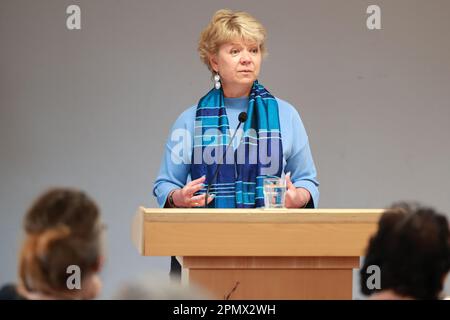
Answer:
xmin=360 ymin=202 xmax=450 ymax=300
xmin=17 ymin=188 xmax=103 ymax=299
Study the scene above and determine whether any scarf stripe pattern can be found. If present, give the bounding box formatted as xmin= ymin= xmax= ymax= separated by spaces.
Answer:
xmin=191 ymin=81 xmax=283 ymax=208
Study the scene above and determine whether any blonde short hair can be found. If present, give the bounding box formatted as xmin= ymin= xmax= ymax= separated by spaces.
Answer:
xmin=198 ymin=9 xmax=267 ymax=73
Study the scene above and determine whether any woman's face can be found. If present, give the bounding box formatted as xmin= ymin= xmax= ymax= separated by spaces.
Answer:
xmin=210 ymin=39 xmax=262 ymax=95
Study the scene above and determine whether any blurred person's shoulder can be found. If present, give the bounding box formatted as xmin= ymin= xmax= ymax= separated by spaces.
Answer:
xmin=0 ymin=284 xmax=26 ymax=300
xmin=112 ymin=271 xmax=211 ymax=300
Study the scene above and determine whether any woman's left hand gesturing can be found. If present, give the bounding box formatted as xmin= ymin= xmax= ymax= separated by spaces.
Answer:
xmin=285 ymin=173 xmax=311 ymax=208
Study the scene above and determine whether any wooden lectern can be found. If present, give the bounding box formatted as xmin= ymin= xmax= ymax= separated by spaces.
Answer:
xmin=132 ymin=208 xmax=383 ymax=300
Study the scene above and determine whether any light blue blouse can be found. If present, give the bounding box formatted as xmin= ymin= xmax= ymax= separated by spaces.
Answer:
xmin=153 ymin=96 xmax=320 ymax=207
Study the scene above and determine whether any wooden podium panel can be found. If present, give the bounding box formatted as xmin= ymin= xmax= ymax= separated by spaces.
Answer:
xmin=179 ymin=256 xmax=358 ymax=299
xmin=132 ymin=208 xmax=383 ymax=299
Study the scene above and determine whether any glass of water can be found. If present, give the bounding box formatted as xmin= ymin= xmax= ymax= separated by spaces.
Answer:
xmin=263 ymin=177 xmax=286 ymax=209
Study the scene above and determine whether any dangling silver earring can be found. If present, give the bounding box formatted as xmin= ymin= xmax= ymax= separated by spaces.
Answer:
xmin=214 ymin=73 xmax=221 ymax=89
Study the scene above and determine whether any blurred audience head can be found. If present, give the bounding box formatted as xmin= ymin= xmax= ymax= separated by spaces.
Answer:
xmin=360 ymin=202 xmax=450 ymax=299
xmin=112 ymin=271 xmax=211 ymax=300
xmin=17 ymin=187 xmax=104 ymax=299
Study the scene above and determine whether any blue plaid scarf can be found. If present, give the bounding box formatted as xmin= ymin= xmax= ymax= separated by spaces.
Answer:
xmin=191 ymin=81 xmax=283 ymax=208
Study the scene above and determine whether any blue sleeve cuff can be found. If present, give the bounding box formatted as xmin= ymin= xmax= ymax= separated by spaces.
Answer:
xmin=153 ymin=182 xmax=180 ymax=208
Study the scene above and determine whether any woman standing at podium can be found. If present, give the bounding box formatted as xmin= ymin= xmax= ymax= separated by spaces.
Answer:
xmin=153 ymin=9 xmax=319 ymax=277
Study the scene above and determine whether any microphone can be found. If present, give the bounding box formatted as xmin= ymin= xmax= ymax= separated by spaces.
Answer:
xmin=204 ymin=112 xmax=248 ymax=207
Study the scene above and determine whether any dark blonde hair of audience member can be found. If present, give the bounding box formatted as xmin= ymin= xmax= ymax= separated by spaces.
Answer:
xmin=17 ymin=188 xmax=103 ymax=299
xmin=198 ymin=9 xmax=267 ymax=74
xmin=360 ymin=202 xmax=450 ymax=299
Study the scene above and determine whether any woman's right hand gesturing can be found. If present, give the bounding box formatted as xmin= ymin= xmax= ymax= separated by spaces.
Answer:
xmin=171 ymin=176 xmax=214 ymax=208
